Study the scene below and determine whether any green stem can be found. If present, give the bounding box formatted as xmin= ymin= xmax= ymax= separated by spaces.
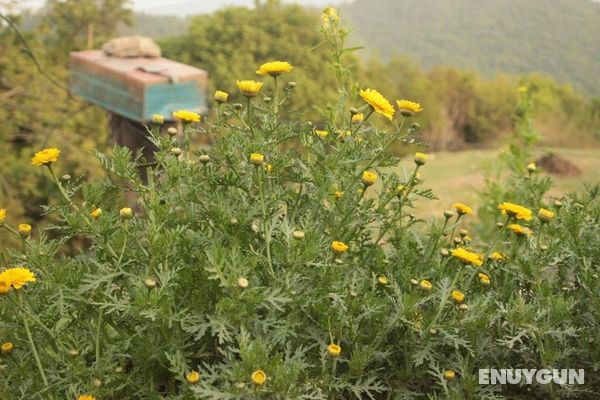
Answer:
xmin=257 ymin=167 xmax=274 ymax=276
xmin=273 ymin=75 xmax=279 ymax=115
xmin=95 ymin=308 xmax=103 ymax=367
xmin=20 ymin=294 xmax=50 ymax=390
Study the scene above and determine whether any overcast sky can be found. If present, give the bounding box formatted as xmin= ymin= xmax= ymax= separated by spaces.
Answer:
xmin=19 ymin=0 xmax=347 ymax=15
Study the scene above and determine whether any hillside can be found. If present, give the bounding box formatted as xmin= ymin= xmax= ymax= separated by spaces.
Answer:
xmin=342 ymin=0 xmax=600 ymax=95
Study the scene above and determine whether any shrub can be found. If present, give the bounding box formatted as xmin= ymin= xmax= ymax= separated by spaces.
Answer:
xmin=1 ymin=9 xmax=599 ymax=400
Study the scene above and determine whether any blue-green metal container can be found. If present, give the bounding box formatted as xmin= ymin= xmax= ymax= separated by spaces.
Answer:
xmin=69 ymin=50 xmax=208 ymax=121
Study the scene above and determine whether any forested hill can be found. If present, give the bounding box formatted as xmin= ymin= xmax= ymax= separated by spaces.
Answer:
xmin=342 ymin=0 xmax=600 ymax=95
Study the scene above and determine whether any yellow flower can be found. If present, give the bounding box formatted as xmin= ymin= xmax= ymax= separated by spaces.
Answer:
xmin=31 ymin=148 xmax=60 ymax=166
xmin=359 ymin=89 xmax=395 ymax=121
xmin=172 ymin=110 xmax=201 ymax=123
xmin=451 ymin=248 xmax=483 ymax=267
xmin=90 ymin=208 xmax=102 ymax=219
xmin=419 ymin=279 xmax=433 ymax=292
xmin=508 ymin=224 xmax=533 ymax=237
xmin=518 ymin=86 xmax=528 ymax=94
xmin=315 ymin=129 xmax=329 ymax=139
xmin=351 ymin=113 xmax=364 ymax=124
xmin=119 ymin=207 xmax=133 ymax=219
xmin=237 ymin=80 xmax=263 ymax=97
xmin=334 ymin=191 xmax=344 ymax=200
xmin=214 ymin=90 xmax=229 ymax=103
xmin=538 ymin=208 xmax=555 ymax=223
xmin=152 ymin=114 xmax=164 ymax=124
xmin=527 ymin=162 xmax=537 ymax=173
xmin=378 ymin=276 xmax=389 ymax=285
xmin=498 ymin=202 xmax=533 ymax=221
xmin=0 ymin=208 xmax=5 ymax=223
xmin=327 ymin=343 xmax=341 ymax=358
xmin=490 ymin=252 xmax=505 ymax=262
xmin=0 ymin=267 xmax=36 ymax=290
xmin=0 ymin=280 xmax=9 ymax=295
xmin=77 ymin=395 xmax=96 ymax=400
xmin=18 ymin=224 xmax=32 ymax=236
xmin=331 ymin=240 xmax=349 ymax=255
xmin=444 ymin=370 xmax=456 ymax=381
xmin=264 ymin=163 xmax=272 ymax=173
xmin=453 ymin=202 xmax=473 ymax=216
xmin=361 ymin=170 xmax=378 ymax=187
xmin=396 ymin=99 xmax=423 ymax=116
xmin=1 ymin=342 xmax=14 ymax=355
xmin=251 ymin=369 xmax=267 ymax=386
xmin=451 ymin=290 xmax=465 ymax=304
xmin=322 ymin=7 xmax=339 ymax=25
xmin=414 ymin=152 xmax=428 ymax=166
xmin=249 ymin=153 xmax=265 ymax=166
xmin=256 ymin=61 xmax=293 ymax=77
xmin=478 ymin=273 xmax=491 ymax=287
xmin=292 ymin=230 xmax=305 ymax=240
xmin=186 ymin=371 xmax=201 ymax=384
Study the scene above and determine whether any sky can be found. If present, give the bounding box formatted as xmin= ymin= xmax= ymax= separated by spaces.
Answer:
xmin=18 ymin=0 xmax=346 ymax=15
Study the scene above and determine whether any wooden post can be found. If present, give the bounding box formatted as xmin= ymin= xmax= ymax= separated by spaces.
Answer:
xmin=87 ymin=22 xmax=95 ymax=49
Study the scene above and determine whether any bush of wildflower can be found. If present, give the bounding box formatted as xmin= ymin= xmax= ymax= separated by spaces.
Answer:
xmin=1 ymin=8 xmax=600 ymax=400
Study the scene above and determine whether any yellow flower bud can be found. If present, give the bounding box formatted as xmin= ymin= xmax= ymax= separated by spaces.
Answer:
xmin=444 ymin=370 xmax=456 ymax=381
xmin=251 ymin=369 xmax=267 ymax=386
xmin=414 ymin=152 xmax=428 ymax=166
xmin=249 ymin=153 xmax=264 ymax=166
xmin=361 ymin=171 xmax=378 ymax=187
xmin=327 ymin=343 xmax=341 ymax=358
xmin=152 ymin=114 xmax=164 ymax=124
xmin=186 ymin=371 xmax=201 ymax=384
xmin=18 ymin=223 xmax=32 ymax=236
xmin=90 ymin=208 xmax=102 ymax=219
xmin=214 ymin=90 xmax=229 ymax=104
xmin=1 ymin=342 xmax=14 ymax=355
xmin=419 ymin=279 xmax=433 ymax=292
xmin=378 ymin=276 xmax=389 ymax=286
xmin=119 ymin=207 xmax=133 ymax=219
xmin=451 ymin=290 xmax=465 ymax=304
xmin=331 ymin=240 xmax=349 ymax=255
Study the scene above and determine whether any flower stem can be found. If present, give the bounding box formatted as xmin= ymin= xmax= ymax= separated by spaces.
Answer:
xmin=257 ymin=167 xmax=274 ymax=276
xmin=20 ymin=294 xmax=50 ymax=389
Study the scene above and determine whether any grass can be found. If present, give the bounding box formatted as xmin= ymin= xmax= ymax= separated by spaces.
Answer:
xmin=386 ymin=146 xmax=600 ymax=219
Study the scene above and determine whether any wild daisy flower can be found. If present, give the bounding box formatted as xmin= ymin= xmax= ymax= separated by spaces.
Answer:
xmin=172 ymin=110 xmax=201 ymax=123
xmin=478 ymin=273 xmax=491 ymax=287
xmin=396 ymin=99 xmax=423 ymax=117
xmin=31 ymin=148 xmax=60 ymax=166
xmin=451 ymin=248 xmax=483 ymax=267
xmin=508 ymin=224 xmax=533 ymax=237
xmin=77 ymin=395 xmax=96 ymax=400
xmin=0 ymin=208 xmax=5 ymax=223
xmin=151 ymin=114 xmax=164 ymax=124
xmin=498 ymin=202 xmax=533 ymax=221
xmin=331 ymin=241 xmax=349 ymax=255
xmin=90 ymin=208 xmax=102 ymax=219
xmin=453 ymin=203 xmax=473 ymax=215
xmin=490 ymin=251 xmax=505 ymax=261
xmin=361 ymin=171 xmax=378 ymax=186
xmin=119 ymin=207 xmax=133 ymax=219
xmin=237 ymin=80 xmax=263 ymax=97
xmin=538 ymin=208 xmax=555 ymax=222
xmin=444 ymin=370 xmax=456 ymax=381
xmin=315 ymin=129 xmax=329 ymax=139
xmin=359 ymin=89 xmax=395 ymax=121
xmin=0 ymin=267 xmax=36 ymax=290
xmin=256 ymin=61 xmax=293 ymax=77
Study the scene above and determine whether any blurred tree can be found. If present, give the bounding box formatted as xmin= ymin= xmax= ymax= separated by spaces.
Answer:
xmin=40 ymin=0 xmax=132 ymax=56
xmin=160 ymin=0 xmax=345 ymax=120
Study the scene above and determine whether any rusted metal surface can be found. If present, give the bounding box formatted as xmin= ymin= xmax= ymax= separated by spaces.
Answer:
xmin=69 ymin=50 xmax=208 ymax=121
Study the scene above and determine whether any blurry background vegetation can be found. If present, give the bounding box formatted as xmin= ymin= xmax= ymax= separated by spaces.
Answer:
xmin=1 ymin=0 xmax=599 ymax=246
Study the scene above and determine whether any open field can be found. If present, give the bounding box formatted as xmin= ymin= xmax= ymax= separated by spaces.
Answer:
xmin=388 ymin=146 xmax=600 ymax=219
